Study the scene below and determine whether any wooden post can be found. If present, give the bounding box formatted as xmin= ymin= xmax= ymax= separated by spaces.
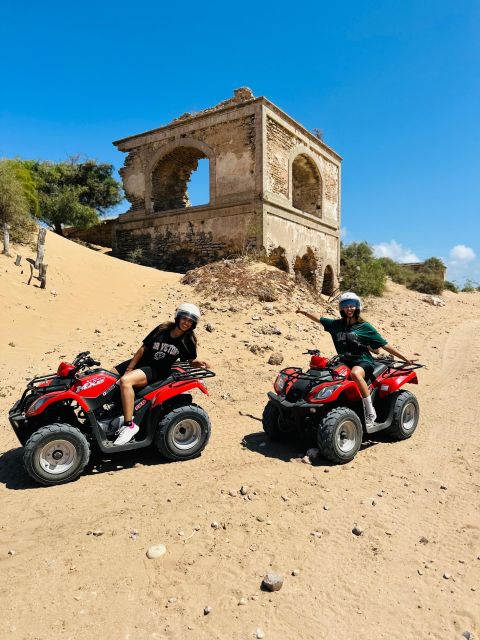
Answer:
xmin=39 ymin=263 xmax=47 ymax=289
xmin=3 ymin=223 xmax=11 ymax=256
xmin=15 ymin=255 xmax=22 ymax=266
xmin=35 ymin=228 xmax=47 ymax=268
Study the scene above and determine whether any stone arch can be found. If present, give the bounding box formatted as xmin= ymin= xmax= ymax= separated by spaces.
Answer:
xmin=293 ymin=247 xmax=318 ymax=287
xmin=146 ymin=138 xmax=216 ymax=213
xmin=321 ymin=264 xmax=335 ymax=296
xmin=289 ymin=147 xmax=323 ymax=216
xmin=267 ymin=246 xmax=290 ymax=273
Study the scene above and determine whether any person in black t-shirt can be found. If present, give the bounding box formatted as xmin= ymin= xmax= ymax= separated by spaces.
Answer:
xmin=112 ymin=303 xmax=210 ymax=445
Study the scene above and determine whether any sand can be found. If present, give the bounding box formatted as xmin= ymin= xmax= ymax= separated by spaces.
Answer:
xmin=0 ymin=231 xmax=479 ymax=640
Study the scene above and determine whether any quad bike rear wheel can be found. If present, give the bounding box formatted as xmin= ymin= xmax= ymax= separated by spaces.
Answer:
xmin=262 ymin=401 xmax=295 ymax=442
xmin=23 ymin=423 xmax=90 ymax=486
xmin=387 ymin=391 xmax=419 ymax=440
xmin=155 ymin=404 xmax=211 ymax=461
xmin=317 ymin=407 xmax=363 ymax=464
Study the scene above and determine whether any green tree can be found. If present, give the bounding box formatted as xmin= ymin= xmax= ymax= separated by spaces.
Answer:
xmin=0 ymin=160 xmax=37 ymax=243
xmin=340 ymin=241 xmax=386 ymax=296
xmin=26 ymin=157 xmax=123 ymax=235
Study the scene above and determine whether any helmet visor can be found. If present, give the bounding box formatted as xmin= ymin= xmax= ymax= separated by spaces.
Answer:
xmin=176 ymin=311 xmax=197 ymax=323
xmin=339 ymin=298 xmax=360 ymax=310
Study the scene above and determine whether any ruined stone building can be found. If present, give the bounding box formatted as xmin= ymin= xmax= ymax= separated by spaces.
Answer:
xmin=113 ymin=88 xmax=342 ymax=293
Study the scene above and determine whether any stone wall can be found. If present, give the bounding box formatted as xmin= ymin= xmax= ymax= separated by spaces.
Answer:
xmin=113 ymin=91 xmax=342 ymax=290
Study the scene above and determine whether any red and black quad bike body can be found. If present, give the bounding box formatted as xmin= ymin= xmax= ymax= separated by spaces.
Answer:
xmin=8 ymin=351 xmax=215 ymax=486
xmin=263 ymin=349 xmax=424 ymax=464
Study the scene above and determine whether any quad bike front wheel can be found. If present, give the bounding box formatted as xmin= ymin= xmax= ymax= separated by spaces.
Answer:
xmin=317 ymin=407 xmax=363 ymax=464
xmin=387 ymin=391 xmax=419 ymax=440
xmin=155 ymin=404 xmax=211 ymax=461
xmin=23 ymin=423 xmax=90 ymax=486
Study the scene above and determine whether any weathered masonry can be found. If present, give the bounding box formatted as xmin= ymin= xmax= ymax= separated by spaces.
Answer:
xmin=113 ymin=88 xmax=342 ymax=293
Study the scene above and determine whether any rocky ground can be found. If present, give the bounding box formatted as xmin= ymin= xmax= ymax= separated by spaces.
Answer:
xmin=0 ymin=231 xmax=479 ymax=640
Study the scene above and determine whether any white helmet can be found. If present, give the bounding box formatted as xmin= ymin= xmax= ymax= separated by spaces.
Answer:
xmin=338 ymin=291 xmax=362 ymax=311
xmin=175 ymin=303 xmax=201 ymax=324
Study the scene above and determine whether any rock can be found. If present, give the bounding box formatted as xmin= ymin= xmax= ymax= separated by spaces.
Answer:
xmin=352 ymin=526 xmax=364 ymax=536
xmin=211 ymin=521 xmax=220 ymax=529
xmin=146 ymin=544 xmax=167 ymax=559
xmin=50 ymin=289 xmax=57 ymax=296
xmin=92 ymin=530 xmax=104 ymax=537
xmin=268 ymin=353 xmax=284 ymax=366
xmin=323 ymin=505 xmax=329 ymax=511
xmin=422 ymin=295 xmax=445 ymax=307
xmin=419 ymin=536 xmax=429 ymax=544
xmin=462 ymin=631 xmax=474 ymax=639
xmin=94 ymin=328 xmax=101 ymax=334
xmin=255 ymin=627 xmax=266 ymax=638
xmin=203 ymin=605 xmax=212 ymax=615
xmin=292 ymin=569 xmax=300 ymax=576
xmin=440 ymin=484 xmax=448 ymax=490
xmin=129 ymin=530 xmax=139 ymax=540
xmin=238 ymin=597 xmax=248 ymax=606
xmin=229 ymin=489 xmax=238 ymax=497
xmin=301 ymin=455 xmax=312 ymax=465
xmin=167 ymin=597 xmax=177 ymax=604
xmin=205 ymin=323 xmax=215 ymax=333
xmin=240 ymin=485 xmax=249 ymax=495
xmin=8 ymin=342 xmax=15 ymax=347
xmin=443 ymin=572 xmax=451 ymax=579
xmin=310 ymin=531 xmax=322 ymax=538
xmin=262 ymin=573 xmax=284 ymax=591
xmin=7 ymin=549 xmax=15 ymax=556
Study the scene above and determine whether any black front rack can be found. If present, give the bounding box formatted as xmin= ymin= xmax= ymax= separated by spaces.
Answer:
xmin=171 ymin=363 xmax=216 ymax=383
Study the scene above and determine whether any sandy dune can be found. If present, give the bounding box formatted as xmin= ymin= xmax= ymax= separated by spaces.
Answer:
xmin=0 ymin=231 xmax=479 ymax=640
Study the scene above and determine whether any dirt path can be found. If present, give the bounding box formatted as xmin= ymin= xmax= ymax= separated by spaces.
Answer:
xmin=0 ymin=236 xmax=479 ymax=640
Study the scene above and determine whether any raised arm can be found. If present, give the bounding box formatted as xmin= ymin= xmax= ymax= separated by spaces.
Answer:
xmin=296 ymin=308 xmax=322 ymax=323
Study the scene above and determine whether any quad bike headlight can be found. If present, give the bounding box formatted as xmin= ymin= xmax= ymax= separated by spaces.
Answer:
xmin=26 ymin=395 xmax=53 ymax=417
xmin=274 ymin=373 xmax=288 ymax=394
xmin=313 ymin=384 xmax=340 ymax=401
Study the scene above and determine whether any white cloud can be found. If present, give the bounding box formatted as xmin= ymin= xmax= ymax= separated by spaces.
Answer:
xmin=373 ymin=240 xmax=420 ymax=263
xmin=449 ymin=244 xmax=476 ymax=262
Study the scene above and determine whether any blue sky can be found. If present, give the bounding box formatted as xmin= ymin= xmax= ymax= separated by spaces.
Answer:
xmin=1 ymin=0 xmax=479 ymax=284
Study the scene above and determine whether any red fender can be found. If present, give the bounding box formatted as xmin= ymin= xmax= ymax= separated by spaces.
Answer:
xmin=373 ymin=370 xmax=418 ymax=398
xmin=25 ymin=390 xmax=91 ymax=417
xmin=148 ymin=380 xmax=210 ymax=407
xmin=307 ymin=380 xmax=363 ymax=404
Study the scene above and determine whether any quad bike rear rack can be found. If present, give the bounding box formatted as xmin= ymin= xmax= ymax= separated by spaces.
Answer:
xmin=171 ymin=363 xmax=216 ymax=382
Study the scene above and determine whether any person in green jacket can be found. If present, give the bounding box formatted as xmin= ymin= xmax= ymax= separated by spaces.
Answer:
xmin=296 ymin=291 xmax=415 ymax=428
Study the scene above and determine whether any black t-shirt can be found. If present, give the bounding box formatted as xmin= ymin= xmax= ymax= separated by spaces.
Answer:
xmin=141 ymin=327 xmax=197 ymax=377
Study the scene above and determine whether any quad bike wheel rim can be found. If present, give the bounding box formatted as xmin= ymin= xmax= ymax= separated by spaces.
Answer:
xmin=38 ymin=439 xmax=77 ymax=475
xmin=401 ymin=402 xmax=417 ymax=432
xmin=336 ymin=419 xmax=358 ymax=454
xmin=172 ymin=418 xmax=202 ymax=451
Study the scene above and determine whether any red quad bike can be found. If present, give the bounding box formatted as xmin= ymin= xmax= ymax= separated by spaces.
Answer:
xmin=263 ymin=350 xmax=423 ymax=464
xmin=8 ymin=351 xmax=215 ymax=486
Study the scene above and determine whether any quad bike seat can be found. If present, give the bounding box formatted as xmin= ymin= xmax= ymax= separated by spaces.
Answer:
xmin=135 ymin=375 xmax=174 ymax=399
xmin=369 ymin=362 xmax=389 ymax=381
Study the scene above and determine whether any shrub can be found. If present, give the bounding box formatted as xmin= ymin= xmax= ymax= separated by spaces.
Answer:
xmin=443 ymin=280 xmax=459 ymax=293
xmin=127 ymin=247 xmax=144 ymax=264
xmin=340 ymin=241 xmax=386 ymax=296
xmin=408 ymin=272 xmax=443 ymax=295
xmin=462 ymin=279 xmax=477 ymax=292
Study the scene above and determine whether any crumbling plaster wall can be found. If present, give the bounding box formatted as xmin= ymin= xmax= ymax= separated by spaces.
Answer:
xmin=262 ymin=106 xmax=341 ymax=290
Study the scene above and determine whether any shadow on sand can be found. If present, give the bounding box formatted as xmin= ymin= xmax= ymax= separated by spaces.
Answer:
xmin=0 ymin=445 xmax=172 ymax=491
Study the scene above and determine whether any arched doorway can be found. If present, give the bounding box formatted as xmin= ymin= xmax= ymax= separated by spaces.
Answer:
xmin=151 ymin=146 xmax=210 ymax=212
xmin=292 ymin=154 xmax=322 ymax=216
xmin=322 ymin=264 xmax=335 ymax=295
xmin=294 ymin=247 xmax=318 ymax=286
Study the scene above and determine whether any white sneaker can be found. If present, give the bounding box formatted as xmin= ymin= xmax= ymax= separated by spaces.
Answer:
xmin=365 ymin=413 xmax=377 ymax=429
xmin=114 ymin=422 xmax=139 ymax=446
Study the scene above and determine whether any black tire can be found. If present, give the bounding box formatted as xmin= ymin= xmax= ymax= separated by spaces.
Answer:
xmin=262 ymin=401 xmax=294 ymax=442
xmin=387 ymin=391 xmax=419 ymax=440
xmin=317 ymin=407 xmax=363 ymax=464
xmin=23 ymin=423 xmax=90 ymax=486
xmin=155 ymin=404 xmax=211 ymax=461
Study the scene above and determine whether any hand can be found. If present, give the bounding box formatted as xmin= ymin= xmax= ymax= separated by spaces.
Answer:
xmin=191 ymin=359 xmax=210 ymax=369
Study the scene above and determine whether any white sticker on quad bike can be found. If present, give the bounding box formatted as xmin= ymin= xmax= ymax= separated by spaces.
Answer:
xmin=78 ymin=377 xmax=105 ymax=391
